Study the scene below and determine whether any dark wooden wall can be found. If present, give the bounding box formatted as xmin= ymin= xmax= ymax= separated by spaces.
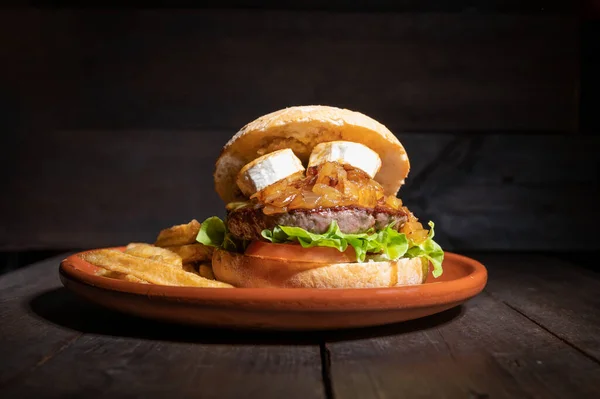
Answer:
xmin=1 ymin=5 xmax=598 ymax=252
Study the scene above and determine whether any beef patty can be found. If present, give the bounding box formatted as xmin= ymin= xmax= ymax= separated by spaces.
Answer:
xmin=227 ymin=206 xmax=408 ymax=241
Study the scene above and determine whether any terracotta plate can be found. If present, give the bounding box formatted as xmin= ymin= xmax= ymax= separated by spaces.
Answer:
xmin=59 ymin=250 xmax=487 ymax=330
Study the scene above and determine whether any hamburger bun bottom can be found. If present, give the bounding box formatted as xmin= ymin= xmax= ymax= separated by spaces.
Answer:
xmin=212 ymin=248 xmax=428 ymax=288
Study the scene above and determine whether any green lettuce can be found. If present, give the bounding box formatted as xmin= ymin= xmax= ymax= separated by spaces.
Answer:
xmin=198 ymin=216 xmax=444 ymax=278
xmin=197 ymin=216 xmax=226 ymax=247
xmin=405 ymin=222 xmax=444 ymax=278
xmin=263 ymin=220 xmax=444 ymax=278
xmin=196 ymin=216 xmax=248 ymax=252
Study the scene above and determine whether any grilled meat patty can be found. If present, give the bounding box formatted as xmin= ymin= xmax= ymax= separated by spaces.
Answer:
xmin=227 ymin=206 xmax=408 ymax=241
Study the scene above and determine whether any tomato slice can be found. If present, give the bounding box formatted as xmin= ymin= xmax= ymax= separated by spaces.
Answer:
xmin=245 ymin=241 xmax=356 ymax=263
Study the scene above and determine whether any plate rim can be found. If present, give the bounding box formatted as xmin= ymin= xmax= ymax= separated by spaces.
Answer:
xmin=59 ymin=249 xmax=487 ymax=311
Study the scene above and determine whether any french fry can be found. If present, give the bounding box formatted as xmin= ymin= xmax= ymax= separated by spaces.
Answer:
xmin=198 ymin=264 xmax=215 ymax=280
xmin=165 ymin=243 xmax=213 ymax=264
xmin=125 ymin=243 xmax=183 ymax=267
xmin=95 ymin=268 xmax=149 ymax=284
xmin=81 ymin=249 xmax=232 ymax=288
xmin=96 ymin=268 xmax=120 ymax=278
xmin=123 ymin=274 xmax=149 ymax=284
xmin=154 ymin=220 xmax=201 ymax=247
xmin=182 ymin=263 xmax=199 ymax=275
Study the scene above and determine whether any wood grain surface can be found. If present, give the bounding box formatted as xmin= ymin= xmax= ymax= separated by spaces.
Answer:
xmin=1 ymin=253 xmax=599 ymax=398
xmin=324 ymin=255 xmax=600 ymax=399
xmin=480 ymin=253 xmax=600 ymax=361
xmin=326 ymin=294 xmax=600 ymax=398
xmin=12 ymin=1 xmax=579 ymax=12
xmin=0 ymin=254 xmax=325 ymax=398
xmin=0 ymin=10 xmax=577 ymax=133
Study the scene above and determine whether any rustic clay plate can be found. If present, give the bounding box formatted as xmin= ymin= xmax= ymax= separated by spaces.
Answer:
xmin=59 ymin=250 xmax=487 ymax=330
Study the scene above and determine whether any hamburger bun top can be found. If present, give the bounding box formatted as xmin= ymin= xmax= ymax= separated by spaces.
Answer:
xmin=214 ymin=105 xmax=410 ymax=203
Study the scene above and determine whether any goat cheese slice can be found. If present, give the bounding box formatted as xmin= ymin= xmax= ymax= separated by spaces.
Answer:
xmin=236 ymin=149 xmax=305 ymax=197
xmin=308 ymin=141 xmax=381 ymax=178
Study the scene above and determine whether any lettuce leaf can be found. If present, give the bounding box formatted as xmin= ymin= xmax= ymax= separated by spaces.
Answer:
xmin=199 ymin=216 xmax=444 ymax=278
xmin=404 ymin=221 xmax=444 ymax=278
xmin=197 ymin=216 xmax=226 ymax=247
xmin=262 ymin=220 xmax=443 ymax=277
xmin=263 ymin=220 xmax=410 ymax=262
xmin=196 ymin=216 xmax=248 ymax=252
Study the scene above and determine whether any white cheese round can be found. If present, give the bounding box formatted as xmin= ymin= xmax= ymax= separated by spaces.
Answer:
xmin=236 ymin=149 xmax=305 ymax=197
xmin=308 ymin=141 xmax=382 ymax=178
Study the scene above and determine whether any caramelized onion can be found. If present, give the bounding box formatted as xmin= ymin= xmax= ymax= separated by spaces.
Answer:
xmin=251 ymin=162 xmax=407 ymax=216
xmin=399 ymin=212 xmax=429 ymax=244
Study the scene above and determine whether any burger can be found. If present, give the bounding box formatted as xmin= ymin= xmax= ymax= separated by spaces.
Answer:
xmin=197 ymin=105 xmax=443 ymax=288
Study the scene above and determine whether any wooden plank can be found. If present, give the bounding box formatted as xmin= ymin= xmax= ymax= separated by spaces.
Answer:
xmin=0 ymin=10 xmax=578 ymax=132
xmin=0 ymin=254 xmax=19 ymax=275
xmin=400 ymin=134 xmax=600 ymax=251
xmin=0 ymin=251 xmax=65 ymax=275
xmin=0 ymin=255 xmax=325 ymax=398
xmin=1 ymin=336 xmax=324 ymax=398
xmin=0 ymin=253 xmax=82 ymax=387
xmin=1 ymin=131 xmax=598 ymax=250
xmin=478 ymin=253 xmax=600 ymax=361
xmin=581 ymin=20 xmax=600 ymax=134
xmin=21 ymin=1 xmax=578 ymax=13
xmin=1 ymin=129 xmax=228 ymax=249
xmin=325 ymin=292 xmax=600 ymax=399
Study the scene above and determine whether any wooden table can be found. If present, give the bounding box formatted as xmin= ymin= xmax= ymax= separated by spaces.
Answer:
xmin=1 ymin=253 xmax=599 ymax=398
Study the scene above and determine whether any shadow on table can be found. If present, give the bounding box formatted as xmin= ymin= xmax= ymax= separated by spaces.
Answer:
xmin=28 ymin=287 xmax=464 ymax=345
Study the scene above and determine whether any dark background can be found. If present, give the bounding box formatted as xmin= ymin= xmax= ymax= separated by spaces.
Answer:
xmin=1 ymin=1 xmax=599 ymax=272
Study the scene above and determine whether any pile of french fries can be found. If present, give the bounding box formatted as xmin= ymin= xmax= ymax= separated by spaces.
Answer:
xmin=81 ymin=220 xmax=232 ymax=288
